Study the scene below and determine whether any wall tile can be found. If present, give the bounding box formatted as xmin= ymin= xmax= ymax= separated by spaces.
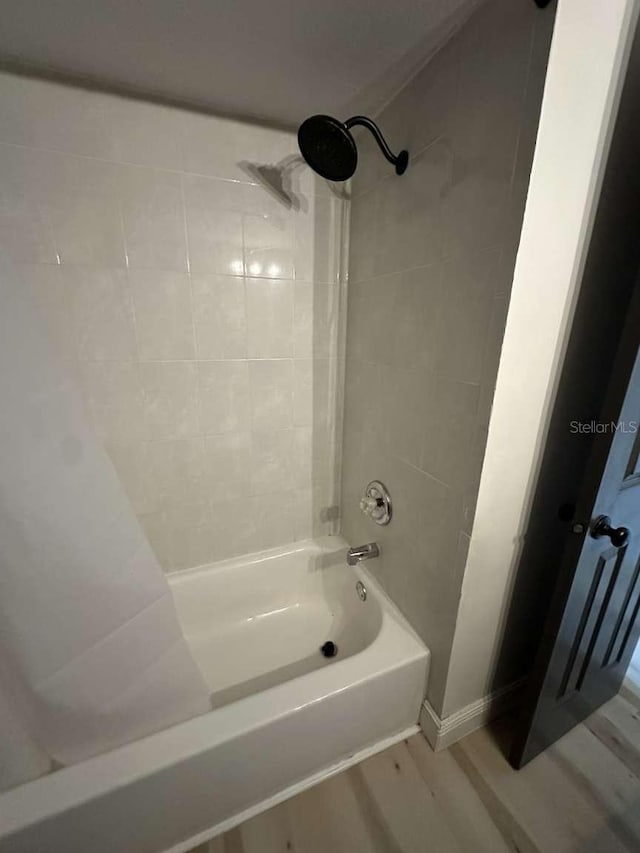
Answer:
xmin=243 ymin=211 xmax=294 ymax=280
xmin=293 ymin=283 xmax=337 ymax=359
xmin=198 ymin=361 xmax=250 ymax=435
xmin=383 ymin=34 xmax=460 ymax=162
xmin=441 ymin=162 xmax=510 ymax=259
xmin=442 ymin=0 xmax=535 ymax=260
xmin=434 ymin=248 xmax=500 ymax=384
xmin=120 ymin=167 xmax=187 ymax=271
xmin=452 ymin=0 xmax=534 ymax=172
xmin=140 ymin=362 xmax=199 ymax=439
xmin=246 ymin=277 xmax=294 ymax=358
xmin=293 ymin=358 xmax=332 ymax=428
xmin=249 ymin=359 xmax=294 ymax=430
xmin=291 ymin=483 xmax=337 ymax=541
xmin=0 ymin=73 xmax=104 ymax=154
xmin=389 ymin=265 xmax=443 ymax=371
xmin=1 ymin=70 xmax=342 ymax=575
xmin=138 ymin=511 xmax=172 ymax=571
xmin=462 ymin=424 xmax=489 ymax=535
xmin=249 ymin=492 xmax=295 ymax=551
xmin=137 ymin=438 xmax=204 ymax=513
xmin=67 ymin=267 xmax=136 ymax=361
xmin=0 ymin=144 xmax=58 ymax=264
xmin=393 ymin=460 xmax=463 ymax=579
xmin=161 ymin=498 xmax=217 ymax=571
xmin=373 ymin=139 xmax=451 ymax=276
xmin=341 ymin=0 xmax=547 ymax=713
xmin=192 ymin=274 xmax=247 ymax=359
xmin=292 ymin=425 xmax=331 ymax=491
xmin=106 ymin=442 xmax=155 ymax=516
xmin=347 ymin=187 xmax=378 ymax=283
xmin=396 ymin=540 xmax=458 ymax=711
xmin=18 ymin=264 xmax=76 ymax=365
xmin=341 ymin=359 xmax=384 ymax=444
xmin=295 ymin=163 xmax=343 ymax=201
xmin=206 ymin=496 xmax=259 ymax=562
xmin=120 ymin=434 xmax=251 ymax=519
xmin=40 ymin=154 xmax=126 ymax=267
xmin=81 ymin=361 xmax=147 ymax=444
xmin=292 ymin=426 xmax=314 ymax=491
xmin=183 ymin=174 xmax=244 ymax=275
xmin=385 ymin=366 xmax=434 ymax=469
xmin=104 ymin=97 xmax=188 ymax=172
xmin=422 ymin=378 xmax=480 ymax=492
xmin=294 ymin=196 xmax=338 ymax=284
xmin=250 ymin=429 xmax=294 ymax=495
xmin=477 ymin=294 xmax=510 ymax=428
xmin=128 ymin=269 xmax=194 ymax=361
xmin=181 ymin=112 xmax=291 ymax=183
xmin=346 ymin=274 xmax=398 ymax=365
xmin=350 ymin=126 xmax=391 ymax=201
xmin=200 ymin=432 xmax=252 ymax=501
xmin=293 ymin=359 xmax=314 ymax=427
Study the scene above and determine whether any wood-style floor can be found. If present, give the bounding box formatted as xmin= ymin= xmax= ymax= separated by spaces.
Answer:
xmin=190 ymin=680 xmax=640 ymax=853
xmin=627 ymin=640 xmax=640 ymax=694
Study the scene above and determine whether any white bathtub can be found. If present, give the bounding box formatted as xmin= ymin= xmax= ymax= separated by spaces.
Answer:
xmin=0 ymin=537 xmax=429 ymax=853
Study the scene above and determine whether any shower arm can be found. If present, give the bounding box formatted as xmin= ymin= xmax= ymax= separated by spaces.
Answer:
xmin=344 ymin=116 xmax=404 ymax=170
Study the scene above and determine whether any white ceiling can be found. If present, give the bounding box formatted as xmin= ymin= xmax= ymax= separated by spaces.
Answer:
xmin=0 ymin=0 xmax=480 ymax=128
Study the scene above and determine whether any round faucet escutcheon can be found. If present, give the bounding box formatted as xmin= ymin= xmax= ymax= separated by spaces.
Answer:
xmin=360 ymin=481 xmax=392 ymax=525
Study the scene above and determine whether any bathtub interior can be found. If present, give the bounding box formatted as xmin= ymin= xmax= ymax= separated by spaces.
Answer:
xmin=169 ymin=538 xmax=384 ymax=708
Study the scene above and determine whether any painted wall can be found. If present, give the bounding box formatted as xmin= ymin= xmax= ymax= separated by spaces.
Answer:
xmin=442 ymin=0 xmax=640 ymax=719
xmin=341 ymin=0 xmax=553 ymax=713
xmin=0 ymin=72 xmax=343 ymax=572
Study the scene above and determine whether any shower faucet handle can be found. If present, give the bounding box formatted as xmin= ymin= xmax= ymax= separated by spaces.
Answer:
xmin=359 ymin=496 xmax=381 ymax=515
xmin=359 ymin=481 xmax=392 ymax=526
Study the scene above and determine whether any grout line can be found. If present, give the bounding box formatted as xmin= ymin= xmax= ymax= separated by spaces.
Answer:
xmin=0 ymin=139 xmax=267 ymax=185
xmin=0 ymin=137 xmax=334 ymax=202
xmin=12 ymin=254 xmax=336 ymax=286
xmin=347 ymin=244 xmax=504 ymax=287
xmin=72 ymin=356 xmax=336 ymax=365
xmin=506 ymin=10 xmax=538 ymax=206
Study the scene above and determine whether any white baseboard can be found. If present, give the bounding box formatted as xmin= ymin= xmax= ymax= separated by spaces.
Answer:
xmin=419 ymin=678 xmax=526 ymax=751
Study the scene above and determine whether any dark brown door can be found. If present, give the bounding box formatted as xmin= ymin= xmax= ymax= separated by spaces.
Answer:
xmin=511 ymin=290 xmax=640 ymax=767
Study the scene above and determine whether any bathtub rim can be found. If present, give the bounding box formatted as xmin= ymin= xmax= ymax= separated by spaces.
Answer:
xmin=169 ymin=534 xmax=387 ymax=696
xmin=0 ymin=540 xmax=429 ymax=845
xmin=164 ymin=722 xmax=421 ymax=853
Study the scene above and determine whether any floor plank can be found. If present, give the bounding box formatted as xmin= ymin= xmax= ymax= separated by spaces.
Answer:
xmin=353 ymin=741 xmax=461 ymax=853
xmin=453 ymin=722 xmax=630 ymax=853
xmin=236 ymin=804 xmax=295 ymax=853
xmin=549 ymin=722 xmax=640 ymax=850
xmin=405 ymin=735 xmax=512 ymax=853
xmin=586 ymin=695 xmax=640 ymax=778
xmin=287 ymin=769 xmax=385 ymax=853
xmin=188 ymin=690 xmax=640 ymax=853
xmin=625 ymin=640 xmax=640 ymax=698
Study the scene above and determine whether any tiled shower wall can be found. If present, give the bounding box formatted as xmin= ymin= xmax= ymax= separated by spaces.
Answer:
xmin=0 ymin=72 xmax=343 ymax=571
xmin=341 ymin=0 xmax=555 ymax=713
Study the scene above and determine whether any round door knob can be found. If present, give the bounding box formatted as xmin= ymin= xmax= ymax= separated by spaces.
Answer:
xmin=590 ymin=515 xmax=630 ymax=548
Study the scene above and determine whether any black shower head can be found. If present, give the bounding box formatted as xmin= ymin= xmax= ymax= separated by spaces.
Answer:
xmin=297 ymin=114 xmax=408 ymax=182
xmin=297 ymin=115 xmax=357 ymax=182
